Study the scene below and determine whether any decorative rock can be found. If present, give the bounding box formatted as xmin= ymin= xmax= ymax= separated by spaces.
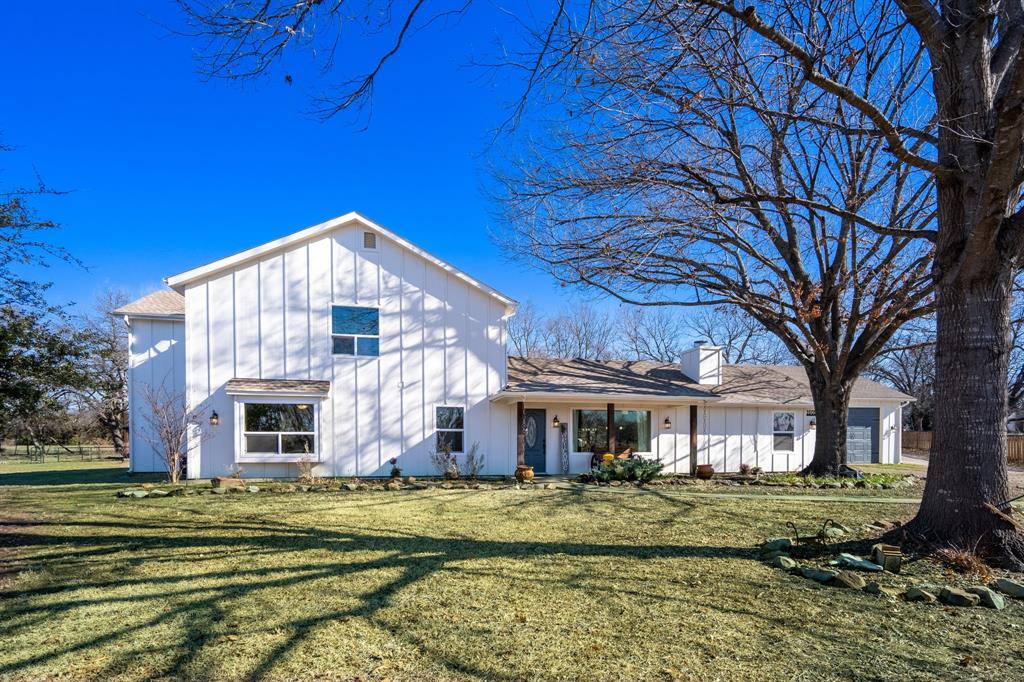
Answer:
xmin=246 ymin=485 xmax=260 ymax=493
xmin=762 ymin=550 xmax=790 ymax=560
xmin=832 ymin=553 xmax=883 ymax=572
xmin=149 ymin=489 xmax=169 ymax=497
xmin=993 ymin=578 xmax=1024 ymax=598
xmin=405 ymin=476 xmax=416 ymax=484
xmin=128 ymin=490 xmax=149 ymax=498
xmin=762 ymin=538 xmax=793 ymax=553
xmin=824 ymin=526 xmax=846 ymax=539
xmin=166 ymin=488 xmax=186 ymax=497
xmin=211 ymin=476 xmax=245 ymax=490
xmin=609 ymin=480 xmax=622 ymax=487
xmin=342 ymin=483 xmax=358 ymax=491
xmin=905 ymin=587 xmax=938 ymax=603
xmin=799 ymin=566 xmax=839 ymax=583
xmin=770 ymin=555 xmax=798 ymax=570
xmin=863 ymin=582 xmax=900 ymax=598
xmin=940 ymin=587 xmax=981 ymax=607
xmin=544 ymin=483 xmax=556 ymax=489
xmin=967 ymin=586 xmax=1005 ymax=610
xmin=210 ymin=487 xmax=227 ymax=495
xmin=385 ymin=480 xmax=402 ymax=491
xmin=831 ymin=571 xmax=866 ymax=589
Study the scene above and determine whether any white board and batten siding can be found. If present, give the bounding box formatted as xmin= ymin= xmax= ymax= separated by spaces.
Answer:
xmin=126 ymin=317 xmax=186 ymax=473
xmin=692 ymin=401 xmax=903 ymax=473
xmin=181 ymin=224 xmax=511 ymax=479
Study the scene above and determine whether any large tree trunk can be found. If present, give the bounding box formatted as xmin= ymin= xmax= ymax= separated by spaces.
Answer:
xmin=801 ymin=378 xmax=852 ymax=476
xmin=909 ymin=271 xmax=1024 ymax=567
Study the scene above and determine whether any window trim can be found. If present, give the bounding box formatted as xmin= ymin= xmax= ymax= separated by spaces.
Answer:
xmin=435 ymin=404 xmax=466 ymax=454
xmin=772 ymin=410 xmax=796 ymax=453
xmin=361 ymin=231 xmax=378 ymax=250
xmin=234 ymin=397 xmax=322 ymax=463
xmin=330 ymin=303 xmax=380 ymax=358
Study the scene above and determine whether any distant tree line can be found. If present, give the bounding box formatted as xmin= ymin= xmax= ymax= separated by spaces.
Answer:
xmin=0 ymin=142 xmax=129 ymax=458
xmin=507 ymin=301 xmax=789 ymax=365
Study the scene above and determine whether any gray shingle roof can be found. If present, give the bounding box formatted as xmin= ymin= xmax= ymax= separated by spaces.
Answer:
xmin=505 ymin=357 xmax=912 ymax=404
xmin=225 ymin=379 xmax=331 ymax=396
xmin=112 ymin=290 xmax=185 ymax=317
xmin=506 ymin=357 xmax=717 ymax=398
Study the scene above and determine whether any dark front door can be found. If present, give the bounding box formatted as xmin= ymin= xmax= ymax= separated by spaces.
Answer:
xmin=523 ymin=409 xmax=546 ymax=473
xmin=847 ymin=408 xmax=880 ymax=464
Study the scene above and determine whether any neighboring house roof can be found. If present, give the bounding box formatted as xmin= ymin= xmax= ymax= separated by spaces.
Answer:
xmin=225 ymin=378 xmax=331 ymax=397
xmin=112 ymin=290 xmax=186 ymax=319
xmin=164 ymin=211 xmax=517 ymax=311
xmin=504 ymin=357 xmax=913 ymax=405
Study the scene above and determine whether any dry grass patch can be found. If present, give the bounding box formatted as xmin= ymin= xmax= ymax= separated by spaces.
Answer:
xmin=0 ymin=461 xmax=1022 ymax=681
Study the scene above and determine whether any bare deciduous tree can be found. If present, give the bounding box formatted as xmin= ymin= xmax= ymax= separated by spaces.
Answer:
xmin=542 ymin=304 xmax=617 ymax=360
xmin=686 ymin=307 xmax=790 ymax=365
xmin=869 ymin=324 xmax=936 ymax=432
xmin=141 ymin=386 xmax=209 ymax=484
xmin=507 ymin=301 xmax=547 ymax=358
xmin=71 ymin=290 xmax=131 ymax=457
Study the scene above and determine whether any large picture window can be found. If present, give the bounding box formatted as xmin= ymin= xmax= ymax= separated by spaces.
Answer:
xmin=331 ymin=305 xmax=379 ymax=357
xmin=243 ymin=403 xmax=316 ymax=455
xmin=435 ymin=406 xmax=465 ymax=453
xmin=574 ymin=409 xmax=652 ymax=453
xmin=773 ymin=411 xmax=795 ymax=452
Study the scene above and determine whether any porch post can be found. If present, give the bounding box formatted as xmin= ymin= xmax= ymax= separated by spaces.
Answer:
xmin=607 ymin=403 xmax=616 ymax=455
xmin=516 ymin=401 xmax=526 ymax=467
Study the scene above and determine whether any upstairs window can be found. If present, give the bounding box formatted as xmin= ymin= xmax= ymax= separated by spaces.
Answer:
xmin=332 ymin=305 xmax=379 ymax=357
xmin=363 ymin=231 xmax=377 ymax=249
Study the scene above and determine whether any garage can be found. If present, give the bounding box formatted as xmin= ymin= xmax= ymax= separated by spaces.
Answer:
xmin=847 ymin=408 xmax=880 ymax=464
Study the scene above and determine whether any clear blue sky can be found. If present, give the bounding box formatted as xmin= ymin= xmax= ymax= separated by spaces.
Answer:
xmin=2 ymin=1 xmax=565 ymax=313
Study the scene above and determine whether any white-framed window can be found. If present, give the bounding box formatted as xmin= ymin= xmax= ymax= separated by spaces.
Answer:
xmin=241 ymin=402 xmax=318 ymax=458
xmin=773 ymin=411 xmax=795 ymax=452
xmin=331 ymin=305 xmax=379 ymax=357
xmin=435 ymin=405 xmax=465 ymax=453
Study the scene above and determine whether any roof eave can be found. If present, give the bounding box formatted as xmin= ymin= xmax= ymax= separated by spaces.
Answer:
xmin=491 ymin=390 xmax=723 ymax=404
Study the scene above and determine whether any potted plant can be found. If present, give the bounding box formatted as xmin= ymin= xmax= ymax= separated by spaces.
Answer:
xmin=515 ymin=464 xmax=534 ymax=483
xmin=695 ymin=463 xmax=715 ymax=480
xmin=389 ymin=457 xmax=402 ymax=479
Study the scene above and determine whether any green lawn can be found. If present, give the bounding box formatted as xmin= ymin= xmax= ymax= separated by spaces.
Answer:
xmin=1 ymin=462 xmax=1021 ymax=681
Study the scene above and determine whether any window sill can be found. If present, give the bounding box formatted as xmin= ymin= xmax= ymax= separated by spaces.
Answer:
xmin=236 ymin=455 xmax=321 ymax=464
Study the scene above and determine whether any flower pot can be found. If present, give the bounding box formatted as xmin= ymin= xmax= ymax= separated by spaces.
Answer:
xmin=695 ymin=464 xmax=715 ymax=480
xmin=515 ymin=465 xmax=535 ymax=483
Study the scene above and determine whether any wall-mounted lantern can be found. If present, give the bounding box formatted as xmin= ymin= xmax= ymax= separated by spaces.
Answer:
xmin=209 ymin=411 xmax=220 ymax=427
xmin=663 ymin=417 xmax=672 ymax=430
xmin=808 ymin=419 xmax=816 ymax=429
xmin=552 ymin=415 xmax=561 ymax=428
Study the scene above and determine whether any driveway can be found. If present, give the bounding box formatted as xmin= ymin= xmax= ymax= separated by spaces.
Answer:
xmin=902 ymin=453 xmax=1024 ymax=498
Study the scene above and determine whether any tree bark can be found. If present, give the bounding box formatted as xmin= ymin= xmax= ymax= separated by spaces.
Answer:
xmin=801 ymin=378 xmax=852 ymax=476
xmin=909 ymin=272 xmax=1024 ymax=567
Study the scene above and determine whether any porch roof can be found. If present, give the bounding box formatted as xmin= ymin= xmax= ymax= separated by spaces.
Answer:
xmin=225 ymin=378 xmax=331 ymax=397
xmin=501 ymin=357 xmax=719 ymax=402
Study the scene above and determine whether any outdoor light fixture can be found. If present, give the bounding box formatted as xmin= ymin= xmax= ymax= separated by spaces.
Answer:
xmin=209 ymin=411 xmax=220 ymax=427
xmin=809 ymin=419 xmax=816 ymax=429
xmin=552 ymin=415 xmax=561 ymax=428
xmin=664 ymin=417 xmax=672 ymax=429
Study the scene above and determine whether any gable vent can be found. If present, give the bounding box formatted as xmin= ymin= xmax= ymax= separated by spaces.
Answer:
xmin=363 ymin=231 xmax=377 ymax=249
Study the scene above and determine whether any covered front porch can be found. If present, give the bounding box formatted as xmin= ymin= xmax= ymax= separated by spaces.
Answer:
xmin=491 ymin=393 xmax=708 ymax=476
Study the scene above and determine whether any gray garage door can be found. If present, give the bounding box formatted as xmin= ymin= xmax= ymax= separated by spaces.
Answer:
xmin=847 ymin=408 xmax=880 ymax=464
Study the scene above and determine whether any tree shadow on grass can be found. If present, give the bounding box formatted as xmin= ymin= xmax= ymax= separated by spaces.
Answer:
xmin=0 ymin=467 xmax=164 ymax=487
xmin=0 ymin=514 xmax=758 ymax=681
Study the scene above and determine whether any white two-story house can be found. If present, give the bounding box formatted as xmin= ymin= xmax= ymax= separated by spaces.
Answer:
xmin=115 ymin=212 xmax=910 ymax=480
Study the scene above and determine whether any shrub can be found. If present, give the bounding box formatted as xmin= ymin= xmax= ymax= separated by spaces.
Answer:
xmin=430 ymin=445 xmax=459 ymax=479
xmin=591 ymin=455 xmax=664 ymax=484
xmin=463 ymin=442 xmax=485 ymax=479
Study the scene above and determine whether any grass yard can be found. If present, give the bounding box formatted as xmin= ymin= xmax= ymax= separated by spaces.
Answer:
xmin=1 ymin=462 xmax=1022 ymax=681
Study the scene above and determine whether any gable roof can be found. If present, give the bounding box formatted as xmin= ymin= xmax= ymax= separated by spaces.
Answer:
xmin=112 ymin=290 xmax=185 ymax=319
xmin=504 ymin=357 xmax=912 ymax=404
xmin=164 ymin=211 xmax=516 ymax=311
